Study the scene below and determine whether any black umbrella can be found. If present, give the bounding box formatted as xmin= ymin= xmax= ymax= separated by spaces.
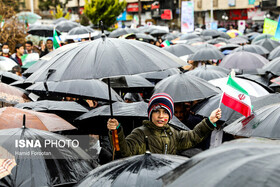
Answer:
xmin=219 ymin=51 xmax=269 ymax=70
xmin=153 ymin=73 xmax=221 ymax=103
xmin=150 ymin=29 xmax=169 ymax=37
xmin=251 ymin=34 xmax=273 ymax=43
xmin=188 ymin=45 xmax=224 ymax=61
xmin=185 ymin=65 xmax=228 ymax=81
xmin=26 ymin=79 xmax=123 ymax=102
xmin=76 ymin=101 xmax=189 ymax=132
xmin=53 ymin=17 xmax=68 ymax=25
xmin=76 ymin=152 xmax=188 ymax=187
xmin=160 ymin=138 xmax=280 ymax=187
xmin=0 ymin=127 xmax=96 ymax=186
xmin=268 ymin=45 xmax=280 ymax=60
xmin=102 ymin=75 xmax=154 ymax=92
xmin=0 ymin=71 xmax=24 ymax=84
xmin=218 ymin=32 xmax=231 ymax=39
xmin=179 ymin=33 xmax=200 ymax=40
xmin=229 ymin=36 xmax=248 ymax=44
xmin=232 ymin=45 xmax=269 ymax=55
xmin=55 ymin=20 xmax=80 ymax=32
xmin=224 ymin=103 xmax=280 ymax=139
xmin=138 ymin=68 xmax=180 ymax=84
xmin=162 ymin=33 xmax=180 ymax=41
xmin=253 ymin=38 xmax=280 ymax=52
xmin=68 ymin=26 xmax=94 ymax=35
xmin=207 ymin=37 xmax=229 ymax=45
xmin=163 ymin=44 xmax=195 ymax=57
xmin=245 ymin=32 xmax=261 ymax=41
xmin=262 ymin=56 xmax=280 ymax=76
xmin=9 ymin=80 xmax=32 ymax=89
xmin=201 ymin=29 xmax=219 ymax=37
xmin=109 ymin=28 xmax=138 ymax=38
xmin=236 ymin=74 xmax=271 ymax=89
xmin=28 ymin=25 xmax=61 ymax=37
xmin=135 ymin=33 xmax=156 ymax=41
xmin=218 ymin=43 xmax=239 ymax=51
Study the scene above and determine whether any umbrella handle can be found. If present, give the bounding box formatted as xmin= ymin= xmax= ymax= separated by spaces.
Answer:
xmin=112 ymin=130 xmax=120 ymax=151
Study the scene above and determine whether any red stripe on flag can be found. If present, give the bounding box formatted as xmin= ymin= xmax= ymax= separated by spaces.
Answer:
xmin=222 ymin=93 xmax=251 ymax=117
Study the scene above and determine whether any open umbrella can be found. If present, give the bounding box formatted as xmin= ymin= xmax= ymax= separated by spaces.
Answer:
xmin=209 ymin=77 xmax=269 ymax=97
xmin=0 ymin=107 xmax=76 ymax=132
xmin=229 ymin=36 xmax=248 ymax=44
xmin=253 ymin=38 xmax=280 ymax=52
xmin=28 ymin=25 xmax=61 ymax=37
xmin=16 ymin=12 xmax=41 ymax=24
xmin=224 ymin=103 xmax=280 ymax=139
xmin=66 ymin=26 xmax=101 ymax=40
xmin=218 ymin=44 xmax=239 ymax=52
xmin=219 ymin=51 xmax=269 ymax=70
xmin=201 ymin=29 xmax=220 ymax=37
xmin=184 ymin=65 xmax=228 ymax=81
xmin=9 ymin=80 xmax=32 ymax=89
xmin=0 ymin=146 xmax=16 ymax=179
xmin=159 ymin=138 xmax=280 ymax=187
xmin=53 ymin=17 xmax=68 ymax=25
xmin=76 ymin=152 xmax=188 ymax=187
xmin=138 ymin=68 xmax=180 ymax=84
xmin=188 ymin=45 xmax=224 ymax=61
xmin=218 ymin=32 xmax=231 ymax=39
xmin=55 ymin=20 xmax=80 ymax=32
xmin=0 ymin=57 xmax=18 ymax=72
xmin=0 ymin=71 xmax=24 ymax=84
xmin=262 ymin=56 xmax=280 ymax=76
xmin=268 ymin=45 xmax=280 ymax=60
xmin=251 ymin=34 xmax=273 ymax=43
xmin=207 ymin=38 xmax=229 ymax=45
xmin=236 ymin=74 xmax=271 ymax=90
xmin=226 ymin=29 xmax=242 ymax=38
xmin=0 ymin=82 xmax=30 ymax=105
xmin=135 ymin=33 xmax=156 ymax=41
xmin=150 ymin=29 xmax=168 ymax=37
xmin=232 ymin=45 xmax=269 ymax=55
xmin=0 ymin=127 xmax=96 ymax=186
xmin=179 ymin=33 xmax=200 ymax=41
xmin=109 ymin=28 xmax=138 ymax=38
xmin=163 ymin=44 xmax=195 ymax=57
xmin=153 ymin=73 xmax=221 ymax=103
xmin=26 ymin=79 xmax=123 ymax=102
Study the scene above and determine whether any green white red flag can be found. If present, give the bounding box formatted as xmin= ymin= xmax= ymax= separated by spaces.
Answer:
xmin=53 ymin=29 xmax=61 ymax=49
xmin=221 ymin=75 xmax=252 ymax=117
xmin=160 ymin=40 xmax=170 ymax=47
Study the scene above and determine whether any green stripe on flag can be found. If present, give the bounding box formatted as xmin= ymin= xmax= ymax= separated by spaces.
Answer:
xmin=53 ymin=29 xmax=60 ymax=49
xmin=227 ymin=75 xmax=248 ymax=95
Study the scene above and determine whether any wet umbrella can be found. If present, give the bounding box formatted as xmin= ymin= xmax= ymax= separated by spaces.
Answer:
xmin=232 ymin=45 xmax=269 ymax=55
xmin=262 ymin=56 xmax=280 ymax=76
xmin=201 ymin=29 xmax=219 ymax=37
xmin=253 ymin=38 xmax=280 ymax=52
xmin=0 ymin=57 xmax=18 ymax=72
xmin=218 ymin=32 xmax=231 ymax=39
xmin=109 ymin=28 xmax=138 ymax=38
xmin=150 ymin=29 xmax=168 ymax=37
xmin=179 ymin=33 xmax=200 ymax=40
xmin=224 ymin=103 xmax=280 ymax=139
xmin=135 ymin=33 xmax=156 ymax=41
xmin=251 ymin=34 xmax=273 ymax=43
xmin=236 ymin=74 xmax=271 ymax=89
xmin=55 ymin=20 xmax=80 ymax=32
xmin=245 ymin=32 xmax=261 ymax=41
xmin=162 ymin=33 xmax=179 ymax=41
xmin=0 ymin=127 xmax=96 ymax=186
xmin=268 ymin=45 xmax=280 ymax=60
xmin=9 ymin=80 xmax=32 ymax=89
xmin=153 ymin=73 xmax=221 ymax=103
xmin=229 ymin=36 xmax=248 ymax=44
xmin=76 ymin=101 xmax=189 ymax=132
xmin=163 ymin=44 xmax=195 ymax=57
xmin=209 ymin=77 xmax=269 ymax=97
xmin=0 ymin=71 xmax=24 ymax=84
xmin=185 ymin=65 xmax=228 ymax=81
xmin=28 ymin=25 xmax=61 ymax=37
xmin=207 ymin=38 xmax=229 ymax=45
xmin=0 ymin=107 xmax=76 ymax=132
xmin=218 ymin=44 xmax=239 ymax=51
xmin=102 ymin=75 xmax=154 ymax=93
xmin=53 ymin=17 xmax=68 ymax=25
xmin=138 ymin=68 xmax=180 ymax=84
xmin=188 ymin=46 xmax=224 ymax=61
xmin=26 ymin=79 xmax=123 ymax=102
xmin=160 ymin=139 xmax=280 ymax=187
xmin=219 ymin=51 xmax=269 ymax=70
xmin=76 ymin=152 xmax=188 ymax=187
xmin=66 ymin=26 xmax=100 ymax=40
xmin=0 ymin=82 xmax=30 ymax=105
xmin=16 ymin=12 xmax=41 ymax=24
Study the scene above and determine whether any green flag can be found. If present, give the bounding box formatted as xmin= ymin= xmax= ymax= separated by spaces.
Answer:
xmin=53 ymin=29 xmax=61 ymax=49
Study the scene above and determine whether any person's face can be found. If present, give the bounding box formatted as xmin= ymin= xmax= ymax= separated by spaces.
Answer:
xmin=25 ymin=43 xmax=32 ymax=51
xmin=17 ymin=46 xmax=24 ymax=55
xmin=174 ymin=104 xmax=184 ymax=122
xmin=46 ymin=40 xmax=53 ymax=49
xmin=151 ymin=108 xmax=169 ymax=127
xmin=2 ymin=45 xmax=9 ymax=50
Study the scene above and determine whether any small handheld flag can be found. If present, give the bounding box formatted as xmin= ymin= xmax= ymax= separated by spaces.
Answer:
xmin=160 ymin=40 xmax=170 ymax=48
xmin=53 ymin=28 xmax=61 ymax=49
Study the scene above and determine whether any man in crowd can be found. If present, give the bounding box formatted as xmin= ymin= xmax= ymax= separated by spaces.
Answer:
xmin=40 ymin=39 xmax=53 ymax=57
xmin=10 ymin=44 xmax=24 ymax=66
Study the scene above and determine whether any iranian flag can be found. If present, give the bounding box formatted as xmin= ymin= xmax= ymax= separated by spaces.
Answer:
xmin=160 ymin=40 xmax=170 ymax=47
xmin=53 ymin=29 xmax=61 ymax=49
xmin=221 ymin=75 xmax=252 ymax=117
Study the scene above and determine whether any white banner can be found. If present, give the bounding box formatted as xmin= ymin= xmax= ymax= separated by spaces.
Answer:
xmin=181 ymin=1 xmax=194 ymax=33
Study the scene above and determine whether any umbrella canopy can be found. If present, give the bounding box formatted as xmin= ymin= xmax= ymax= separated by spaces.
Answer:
xmin=66 ymin=26 xmax=100 ymax=40
xmin=101 ymin=75 xmax=154 ymax=92
xmin=68 ymin=25 xmax=94 ymax=35
xmin=138 ymin=68 xmax=180 ymax=83
xmin=219 ymin=51 xmax=269 ymax=70
xmin=0 ymin=146 xmax=16 ymax=179
xmin=218 ymin=32 xmax=231 ymax=39
xmin=262 ymin=56 xmax=280 ymax=76
xmin=160 ymin=139 xmax=280 ymax=187
xmin=76 ymin=153 xmax=188 ymax=187
xmin=201 ymin=29 xmax=219 ymax=37
xmin=253 ymin=38 xmax=280 ymax=52
xmin=76 ymin=101 xmax=189 ymax=131
xmin=109 ymin=28 xmax=138 ymax=38
xmin=135 ymin=33 xmax=156 ymax=41
xmin=9 ymin=80 xmax=32 ymax=89
xmin=179 ymin=33 xmax=200 ymax=40
xmin=236 ymin=74 xmax=271 ymax=89
xmin=209 ymin=77 xmax=269 ymax=97
xmin=55 ymin=20 xmax=80 ymax=32
xmin=0 ymin=57 xmax=18 ymax=72
xmin=26 ymin=79 xmax=123 ymax=101
xmin=251 ymin=34 xmax=273 ymax=43
xmin=53 ymin=17 xmax=68 ymax=25
xmin=229 ymin=36 xmax=248 ymax=44
xmin=224 ymin=103 xmax=280 ymax=139
xmin=184 ymin=65 xmax=228 ymax=81
xmin=15 ymin=100 xmax=89 ymax=113
xmin=0 ymin=127 xmax=96 ymax=186
xmin=163 ymin=44 xmax=195 ymax=57
xmin=218 ymin=44 xmax=239 ymax=51
xmin=246 ymin=32 xmax=261 ymax=41
xmin=150 ymin=29 xmax=169 ymax=37
xmin=28 ymin=25 xmax=61 ymax=37
xmin=0 ymin=107 xmax=76 ymax=132
xmin=162 ymin=33 xmax=179 ymax=41
xmin=207 ymin=37 xmax=229 ymax=45
xmin=26 ymin=37 xmax=185 ymax=83
xmin=153 ymin=73 xmax=221 ymax=103
xmin=0 ymin=71 xmax=24 ymax=84
xmin=188 ymin=47 xmax=224 ymax=61
xmin=0 ymin=82 xmax=30 ymax=105
xmin=232 ymin=44 xmax=269 ymax=55
xmin=268 ymin=45 xmax=280 ymax=60
xmin=16 ymin=12 xmax=41 ymax=24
